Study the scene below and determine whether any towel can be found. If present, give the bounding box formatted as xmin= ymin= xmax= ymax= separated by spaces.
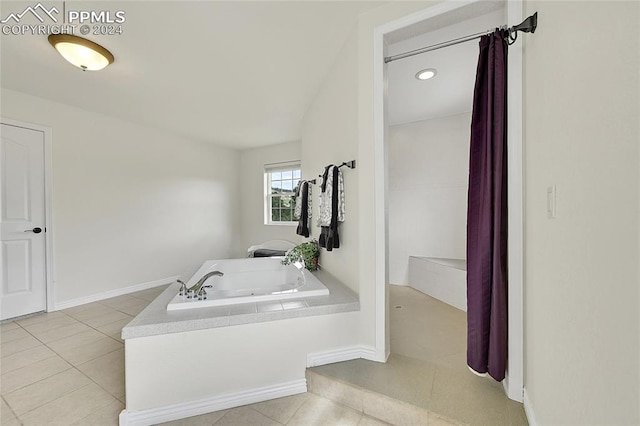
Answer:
xmin=318 ymin=165 xmax=344 ymax=251
xmin=294 ymin=180 xmax=312 ymax=237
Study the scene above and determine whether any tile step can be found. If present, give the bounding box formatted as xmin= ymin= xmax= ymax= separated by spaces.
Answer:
xmin=305 ymin=369 xmax=463 ymax=426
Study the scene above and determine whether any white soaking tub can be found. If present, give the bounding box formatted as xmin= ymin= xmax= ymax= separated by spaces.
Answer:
xmin=167 ymin=257 xmax=329 ymax=311
xmin=408 ymin=256 xmax=467 ymax=311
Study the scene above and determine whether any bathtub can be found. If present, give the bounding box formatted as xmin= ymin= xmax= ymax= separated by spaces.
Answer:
xmin=167 ymin=257 xmax=330 ymax=311
xmin=408 ymin=256 xmax=467 ymax=312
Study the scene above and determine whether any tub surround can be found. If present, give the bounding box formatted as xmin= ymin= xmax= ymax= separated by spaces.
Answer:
xmin=121 ymin=268 xmax=362 ymax=424
xmin=408 ymin=256 xmax=467 ymax=312
xmin=122 ymin=268 xmax=358 ymax=339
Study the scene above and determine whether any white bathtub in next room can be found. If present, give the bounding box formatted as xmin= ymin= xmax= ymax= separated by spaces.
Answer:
xmin=408 ymin=256 xmax=466 ymax=312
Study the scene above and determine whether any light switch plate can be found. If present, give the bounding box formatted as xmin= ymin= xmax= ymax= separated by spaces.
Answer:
xmin=547 ymin=185 xmax=556 ymax=219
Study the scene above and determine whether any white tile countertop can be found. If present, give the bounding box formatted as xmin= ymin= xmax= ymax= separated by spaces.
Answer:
xmin=121 ymin=268 xmax=359 ymax=339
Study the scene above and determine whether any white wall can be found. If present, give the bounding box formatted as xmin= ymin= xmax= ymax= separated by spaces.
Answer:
xmin=1 ymin=89 xmax=242 ymax=305
xmin=523 ymin=1 xmax=640 ymax=424
xmin=388 ymin=113 xmax=470 ymax=285
xmin=239 ymin=141 xmax=301 ymax=253
xmin=301 ymin=28 xmax=360 ymax=293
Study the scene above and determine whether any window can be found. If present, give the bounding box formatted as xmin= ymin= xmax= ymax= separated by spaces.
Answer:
xmin=264 ymin=162 xmax=301 ymax=225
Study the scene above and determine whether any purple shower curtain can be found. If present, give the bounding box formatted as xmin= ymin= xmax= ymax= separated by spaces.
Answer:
xmin=466 ymin=30 xmax=508 ymax=382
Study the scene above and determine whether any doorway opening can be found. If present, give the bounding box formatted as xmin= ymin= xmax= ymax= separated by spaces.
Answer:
xmin=373 ymin=0 xmax=524 ymax=402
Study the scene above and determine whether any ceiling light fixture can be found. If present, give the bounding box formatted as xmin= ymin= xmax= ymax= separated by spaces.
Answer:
xmin=48 ymin=34 xmax=114 ymax=71
xmin=415 ymin=68 xmax=437 ymax=80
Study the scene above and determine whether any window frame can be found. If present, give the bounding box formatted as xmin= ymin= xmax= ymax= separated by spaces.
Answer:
xmin=264 ymin=162 xmax=301 ymax=226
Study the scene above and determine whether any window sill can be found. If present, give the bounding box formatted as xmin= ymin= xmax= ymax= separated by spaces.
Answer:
xmin=265 ymin=222 xmax=298 ymax=227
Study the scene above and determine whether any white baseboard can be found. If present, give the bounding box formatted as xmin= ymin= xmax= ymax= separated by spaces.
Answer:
xmin=54 ymin=276 xmax=179 ymax=311
xmin=523 ymin=388 xmax=538 ymax=426
xmin=307 ymin=345 xmax=378 ymax=367
xmin=119 ymin=379 xmax=307 ymax=426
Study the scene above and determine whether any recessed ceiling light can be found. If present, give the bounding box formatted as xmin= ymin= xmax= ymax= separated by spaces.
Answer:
xmin=415 ymin=68 xmax=437 ymax=80
xmin=48 ymin=34 xmax=114 ymax=71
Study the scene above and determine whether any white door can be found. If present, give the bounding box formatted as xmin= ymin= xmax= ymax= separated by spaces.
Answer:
xmin=0 ymin=123 xmax=47 ymax=320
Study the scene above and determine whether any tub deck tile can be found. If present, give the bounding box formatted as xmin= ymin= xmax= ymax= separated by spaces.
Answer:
xmin=122 ymin=269 xmax=359 ymax=339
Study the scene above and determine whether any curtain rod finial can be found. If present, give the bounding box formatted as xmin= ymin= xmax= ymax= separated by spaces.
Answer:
xmin=512 ymin=12 xmax=537 ymax=34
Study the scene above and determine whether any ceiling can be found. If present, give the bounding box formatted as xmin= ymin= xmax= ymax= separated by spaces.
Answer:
xmin=0 ymin=1 xmax=383 ymax=149
xmin=387 ymin=3 xmax=505 ymax=126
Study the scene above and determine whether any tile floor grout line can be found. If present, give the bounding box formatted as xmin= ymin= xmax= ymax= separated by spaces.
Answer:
xmin=247 ymin=406 xmax=287 ymax=425
xmin=69 ymin=365 xmax=125 ymax=407
xmin=4 ymin=333 xmax=124 ymax=422
xmin=4 ymin=340 xmax=110 ymax=391
xmin=10 ymin=314 xmax=118 ymax=356
xmin=250 ymin=406 xmax=280 ymax=424
xmin=1 ymin=325 xmax=77 ymax=396
xmin=0 ymin=346 xmax=58 ymax=374
xmin=2 ymin=323 xmax=122 ymax=400
xmin=304 ymin=388 xmax=366 ymax=420
xmin=6 ymin=313 xmax=101 ymax=353
xmin=250 ymin=396 xmax=305 ymax=426
xmin=16 ymin=381 xmax=115 ymax=424
xmin=62 ymin=302 xmax=140 ymax=402
xmin=0 ymin=357 xmax=73 ymax=395
xmin=283 ymin=397 xmax=307 ymax=425
xmin=212 ymin=409 xmax=231 ymax=425
xmin=72 ymin=316 xmax=130 ymax=344
xmin=15 ymin=311 xmax=74 ymax=327
xmin=9 ymin=315 xmax=72 ymax=341
xmin=1 ymin=394 xmax=21 ymax=422
xmin=5 ymin=367 xmax=86 ymax=419
xmin=429 ymin=365 xmax=439 ymax=402
xmin=1 ymin=290 xmax=158 ymax=425
xmin=54 ymin=318 xmax=127 ymax=400
xmin=1 ymin=311 xmax=48 ymax=325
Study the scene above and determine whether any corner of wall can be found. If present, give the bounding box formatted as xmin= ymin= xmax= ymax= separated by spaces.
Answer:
xmin=523 ymin=388 xmax=538 ymax=426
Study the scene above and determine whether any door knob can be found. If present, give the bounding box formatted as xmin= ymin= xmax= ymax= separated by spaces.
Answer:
xmin=24 ymin=227 xmax=43 ymax=234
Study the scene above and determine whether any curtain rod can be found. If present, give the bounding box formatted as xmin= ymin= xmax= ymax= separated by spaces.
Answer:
xmin=384 ymin=12 xmax=537 ymax=64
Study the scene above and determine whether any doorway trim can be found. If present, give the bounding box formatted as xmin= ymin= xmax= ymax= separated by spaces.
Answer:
xmin=1 ymin=117 xmax=55 ymax=313
xmin=372 ymin=0 xmax=524 ymax=402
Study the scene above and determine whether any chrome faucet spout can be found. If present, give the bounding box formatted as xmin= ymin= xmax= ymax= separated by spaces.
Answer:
xmin=187 ymin=270 xmax=224 ymax=294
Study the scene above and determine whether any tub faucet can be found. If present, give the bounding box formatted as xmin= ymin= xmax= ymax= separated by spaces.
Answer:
xmin=178 ymin=279 xmax=188 ymax=296
xmin=187 ymin=271 xmax=224 ymax=294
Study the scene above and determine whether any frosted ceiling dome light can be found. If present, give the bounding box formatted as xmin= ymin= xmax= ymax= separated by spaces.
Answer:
xmin=48 ymin=34 xmax=114 ymax=71
xmin=415 ymin=68 xmax=437 ymax=80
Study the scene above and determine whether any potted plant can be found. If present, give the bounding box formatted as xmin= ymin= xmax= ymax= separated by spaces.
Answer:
xmin=282 ymin=239 xmax=319 ymax=271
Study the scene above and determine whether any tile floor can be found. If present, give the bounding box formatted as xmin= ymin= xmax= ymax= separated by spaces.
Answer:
xmin=1 ymin=286 xmax=166 ymax=426
xmin=1 ymin=284 xmax=528 ymax=425
xmin=308 ymin=285 xmax=528 ymax=426
xmin=1 ymin=286 xmax=383 ymax=426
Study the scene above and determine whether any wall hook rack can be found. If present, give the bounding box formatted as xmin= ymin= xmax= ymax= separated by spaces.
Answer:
xmin=316 ymin=160 xmax=357 ymax=179
xmin=339 ymin=160 xmax=356 ymax=169
xmin=306 ymin=160 xmax=356 ymax=184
